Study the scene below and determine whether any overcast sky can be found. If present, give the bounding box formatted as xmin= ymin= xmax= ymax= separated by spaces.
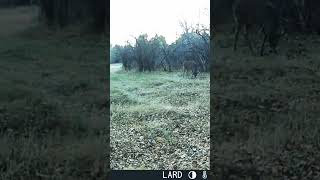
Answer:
xmin=110 ymin=0 xmax=209 ymax=46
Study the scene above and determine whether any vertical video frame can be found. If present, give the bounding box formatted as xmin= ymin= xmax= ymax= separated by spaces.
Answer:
xmin=110 ymin=0 xmax=210 ymax=171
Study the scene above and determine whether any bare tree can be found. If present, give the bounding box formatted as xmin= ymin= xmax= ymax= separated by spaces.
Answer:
xmin=178 ymin=20 xmax=210 ymax=72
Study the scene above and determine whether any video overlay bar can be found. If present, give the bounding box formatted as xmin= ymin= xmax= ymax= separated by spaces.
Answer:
xmin=110 ymin=170 xmax=209 ymax=180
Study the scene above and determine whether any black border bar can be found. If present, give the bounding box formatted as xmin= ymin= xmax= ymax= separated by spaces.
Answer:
xmin=110 ymin=170 xmax=210 ymax=180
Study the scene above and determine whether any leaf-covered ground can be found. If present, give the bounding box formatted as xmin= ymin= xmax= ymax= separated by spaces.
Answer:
xmin=110 ymin=65 xmax=210 ymax=170
xmin=212 ymin=26 xmax=320 ymax=179
xmin=0 ymin=6 xmax=109 ymax=179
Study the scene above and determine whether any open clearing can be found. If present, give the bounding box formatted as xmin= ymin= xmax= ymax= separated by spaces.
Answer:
xmin=110 ymin=63 xmax=122 ymax=73
xmin=110 ymin=65 xmax=210 ymax=170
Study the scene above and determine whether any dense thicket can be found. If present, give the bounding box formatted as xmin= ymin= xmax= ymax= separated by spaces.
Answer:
xmin=213 ymin=0 xmax=320 ymax=33
xmin=110 ymin=24 xmax=209 ymax=72
xmin=39 ymin=0 xmax=107 ymax=32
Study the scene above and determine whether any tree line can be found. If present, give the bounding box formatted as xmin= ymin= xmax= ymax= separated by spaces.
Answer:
xmin=110 ymin=23 xmax=209 ymax=72
xmin=213 ymin=0 xmax=320 ymax=34
xmin=38 ymin=0 xmax=107 ymax=32
xmin=0 ymin=0 xmax=31 ymax=7
xmin=0 ymin=0 xmax=108 ymax=32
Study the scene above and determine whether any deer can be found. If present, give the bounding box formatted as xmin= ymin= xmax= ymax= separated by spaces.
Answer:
xmin=183 ymin=60 xmax=198 ymax=78
xmin=233 ymin=0 xmax=283 ymax=56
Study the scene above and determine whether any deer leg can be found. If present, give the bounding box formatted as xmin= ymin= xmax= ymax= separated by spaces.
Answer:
xmin=260 ymin=34 xmax=267 ymax=56
xmin=244 ymin=25 xmax=254 ymax=54
xmin=269 ymin=36 xmax=278 ymax=54
xmin=233 ymin=23 xmax=241 ymax=51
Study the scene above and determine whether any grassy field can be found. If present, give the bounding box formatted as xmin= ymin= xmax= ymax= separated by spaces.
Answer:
xmin=4 ymin=5 xmax=320 ymax=179
xmin=110 ymin=65 xmax=210 ymax=170
xmin=0 ymin=7 xmax=108 ymax=179
xmin=0 ymin=6 xmax=38 ymax=36
xmin=212 ymin=25 xmax=320 ymax=179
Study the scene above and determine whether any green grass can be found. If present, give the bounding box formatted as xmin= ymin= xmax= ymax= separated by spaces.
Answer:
xmin=212 ymin=29 xmax=320 ymax=179
xmin=0 ymin=6 xmax=109 ymax=179
xmin=110 ymin=67 xmax=210 ymax=170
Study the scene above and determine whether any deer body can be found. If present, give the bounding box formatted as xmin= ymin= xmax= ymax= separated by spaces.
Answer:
xmin=183 ymin=60 xmax=198 ymax=78
xmin=233 ymin=0 xmax=282 ymax=56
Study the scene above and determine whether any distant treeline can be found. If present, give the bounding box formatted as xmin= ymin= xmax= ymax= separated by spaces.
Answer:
xmin=0 ymin=0 xmax=108 ymax=32
xmin=213 ymin=0 xmax=320 ymax=33
xmin=39 ymin=0 xmax=107 ymax=32
xmin=0 ymin=0 xmax=31 ymax=6
xmin=110 ymin=24 xmax=209 ymax=72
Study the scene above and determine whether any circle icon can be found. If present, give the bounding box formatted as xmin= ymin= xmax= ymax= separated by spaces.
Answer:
xmin=188 ymin=171 xmax=197 ymax=179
